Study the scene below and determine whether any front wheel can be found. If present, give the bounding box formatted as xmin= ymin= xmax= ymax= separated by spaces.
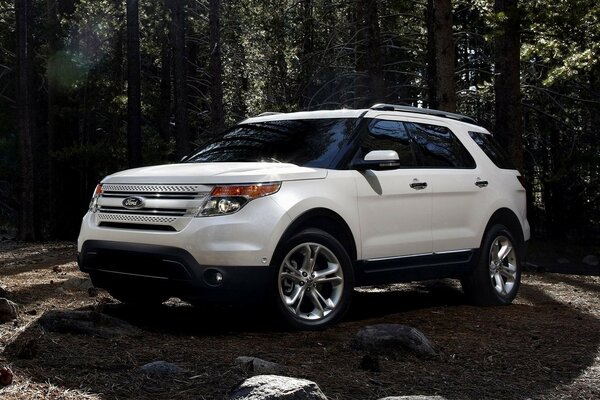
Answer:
xmin=274 ymin=228 xmax=354 ymax=330
xmin=461 ymin=224 xmax=522 ymax=306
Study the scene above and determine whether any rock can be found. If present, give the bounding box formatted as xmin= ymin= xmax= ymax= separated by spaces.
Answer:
xmin=0 ymin=366 xmax=13 ymax=386
xmin=0 ymin=298 xmax=19 ymax=323
xmin=38 ymin=310 xmax=140 ymax=338
xmin=52 ymin=265 xmax=63 ymax=273
xmin=379 ymin=397 xmax=447 ymax=400
xmin=16 ymin=338 xmax=38 ymax=359
xmin=557 ymin=257 xmax=570 ymax=264
xmin=229 ymin=375 xmax=327 ymax=400
xmin=88 ymin=287 xmax=99 ymax=297
xmin=235 ymin=356 xmax=284 ymax=375
xmin=62 ymin=277 xmax=94 ymax=291
xmin=353 ymin=324 xmax=437 ymax=358
xmin=140 ymin=361 xmax=183 ymax=375
xmin=582 ymin=255 xmax=599 ymax=266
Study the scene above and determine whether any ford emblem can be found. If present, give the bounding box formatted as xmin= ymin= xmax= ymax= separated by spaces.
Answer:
xmin=122 ymin=196 xmax=145 ymax=209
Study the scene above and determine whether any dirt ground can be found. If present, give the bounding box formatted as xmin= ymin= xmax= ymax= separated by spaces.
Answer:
xmin=0 ymin=241 xmax=599 ymax=400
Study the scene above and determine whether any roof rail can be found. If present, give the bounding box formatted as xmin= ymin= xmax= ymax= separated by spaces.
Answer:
xmin=256 ymin=111 xmax=283 ymax=117
xmin=370 ymin=103 xmax=478 ymax=125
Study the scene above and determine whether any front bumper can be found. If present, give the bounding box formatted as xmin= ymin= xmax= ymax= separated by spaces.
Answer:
xmin=78 ymin=240 xmax=276 ymax=303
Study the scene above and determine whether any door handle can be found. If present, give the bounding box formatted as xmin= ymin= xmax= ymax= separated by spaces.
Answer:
xmin=410 ymin=180 xmax=428 ymax=190
xmin=475 ymin=178 xmax=488 ymax=188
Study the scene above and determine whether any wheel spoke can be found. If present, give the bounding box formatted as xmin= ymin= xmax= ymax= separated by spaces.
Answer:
xmin=307 ymin=245 xmax=321 ymax=273
xmin=285 ymin=286 xmax=305 ymax=307
xmin=314 ymin=262 xmax=339 ymax=280
xmin=499 ymin=265 xmax=516 ymax=279
xmin=491 ymin=241 xmax=501 ymax=262
xmin=308 ymin=290 xmax=324 ymax=316
xmin=300 ymin=244 xmax=312 ymax=271
xmin=498 ymin=243 xmax=512 ymax=261
xmin=493 ymin=272 xmax=505 ymax=294
xmin=280 ymin=272 xmax=303 ymax=283
xmin=314 ymin=287 xmax=335 ymax=309
xmin=294 ymin=287 xmax=307 ymax=314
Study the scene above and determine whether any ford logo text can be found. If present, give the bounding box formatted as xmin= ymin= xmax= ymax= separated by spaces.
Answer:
xmin=122 ymin=196 xmax=145 ymax=209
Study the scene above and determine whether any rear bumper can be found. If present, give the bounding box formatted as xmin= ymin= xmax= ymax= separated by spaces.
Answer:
xmin=78 ymin=240 xmax=275 ymax=303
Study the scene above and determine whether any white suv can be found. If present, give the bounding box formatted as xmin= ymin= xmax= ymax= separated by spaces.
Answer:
xmin=78 ymin=104 xmax=530 ymax=329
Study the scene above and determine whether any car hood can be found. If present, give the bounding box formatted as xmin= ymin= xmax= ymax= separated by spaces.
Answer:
xmin=102 ymin=162 xmax=327 ymax=184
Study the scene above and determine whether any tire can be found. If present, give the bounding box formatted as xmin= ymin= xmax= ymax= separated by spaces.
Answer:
xmin=461 ymin=224 xmax=522 ymax=306
xmin=107 ymin=287 xmax=169 ymax=307
xmin=274 ymin=228 xmax=354 ymax=330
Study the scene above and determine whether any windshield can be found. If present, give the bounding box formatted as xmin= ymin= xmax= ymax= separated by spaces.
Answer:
xmin=184 ymin=118 xmax=357 ymax=168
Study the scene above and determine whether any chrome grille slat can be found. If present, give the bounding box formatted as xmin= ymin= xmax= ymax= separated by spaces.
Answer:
xmin=102 ymin=184 xmax=204 ymax=193
xmin=98 ymin=213 xmax=178 ymax=224
xmin=98 ymin=207 xmax=187 ymax=216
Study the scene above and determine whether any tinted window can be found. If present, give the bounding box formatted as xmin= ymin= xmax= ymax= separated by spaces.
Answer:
xmin=409 ymin=123 xmax=475 ymax=168
xmin=469 ymin=131 xmax=515 ymax=170
xmin=185 ymin=118 xmax=356 ymax=168
xmin=356 ymin=119 xmax=416 ymax=167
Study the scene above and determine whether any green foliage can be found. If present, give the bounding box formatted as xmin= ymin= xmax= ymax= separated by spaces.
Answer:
xmin=0 ymin=0 xmax=598 ymax=240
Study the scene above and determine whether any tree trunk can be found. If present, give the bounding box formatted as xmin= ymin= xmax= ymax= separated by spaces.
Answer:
xmin=355 ymin=0 xmax=383 ymax=107
xmin=158 ymin=0 xmax=172 ymax=143
xmin=170 ymin=0 xmax=190 ymax=159
xmin=425 ymin=0 xmax=437 ymax=109
xmin=15 ymin=0 xmax=35 ymax=241
xmin=209 ymin=0 xmax=224 ymax=135
xmin=298 ymin=0 xmax=313 ymax=109
xmin=126 ymin=0 xmax=142 ymax=167
xmin=494 ymin=0 xmax=523 ymax=169
xmin=432 ymin=0 xmax=456 ymax=112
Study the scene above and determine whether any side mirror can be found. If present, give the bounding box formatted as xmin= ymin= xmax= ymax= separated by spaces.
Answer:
xmin=351 ymin=150 xmax=401 ymax=171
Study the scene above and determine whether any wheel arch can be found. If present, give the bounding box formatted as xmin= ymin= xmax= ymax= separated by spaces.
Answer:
xmin=271 ymin=208 xmax=358 ymax=265
xmin=484 ymin=208 xmax=525 ymax=255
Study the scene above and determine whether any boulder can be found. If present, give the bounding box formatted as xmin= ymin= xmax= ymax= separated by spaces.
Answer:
xmin=353 ymin=324 xmax=437 ymax=358
xmin=62 ymin=277 xmax=94 ymax=291
xmin=235 ymin=356 xmax=284 ymax=375
xmin=229 ymin=375 xmax=327 ymax=400
xmin=140 ymin=361 xmax=183 ymax=375
xmin=582 ymin=255 xmax=599 ymax=266
xmin=379 ymin=397 xmax=446 ymax=400
xmin=0 ymin=298 xmax=19 ymax=323
xmin=38 ymin=310 xmax=140 ymax=338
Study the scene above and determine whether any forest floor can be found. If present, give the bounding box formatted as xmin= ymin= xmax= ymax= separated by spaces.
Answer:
xmin=0 ymin=240 xmax=599 ymax=400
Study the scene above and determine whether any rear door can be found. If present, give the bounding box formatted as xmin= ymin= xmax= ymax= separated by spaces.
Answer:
xmin=406 ymin=121 xmax=488 ymax=252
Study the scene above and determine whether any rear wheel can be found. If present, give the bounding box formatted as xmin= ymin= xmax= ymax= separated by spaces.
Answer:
xmin=462 ymin=224 xmax=522 ymax=306
xmin=275 ymin=228 xmax=353 ymax=330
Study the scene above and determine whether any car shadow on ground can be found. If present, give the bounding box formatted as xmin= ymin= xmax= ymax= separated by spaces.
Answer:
xmin=2 ymin=274 xmax=600 ymax=399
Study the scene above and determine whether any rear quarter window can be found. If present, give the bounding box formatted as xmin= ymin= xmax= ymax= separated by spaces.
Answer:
xmin=468 ymin=131 xmax=516 ymax=170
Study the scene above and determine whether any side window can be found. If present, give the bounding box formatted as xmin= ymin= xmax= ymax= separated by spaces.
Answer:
xmin=409 ymin=123 xmax=476 ymax=169
xmin=468 ymin=131 xmax=516 ymax=170
xmin=356 ymin=119 xmax=417 ymax=167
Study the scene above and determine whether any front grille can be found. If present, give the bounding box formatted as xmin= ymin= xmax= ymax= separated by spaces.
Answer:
xmin=95 ymin=183 xmax=211 ymax=231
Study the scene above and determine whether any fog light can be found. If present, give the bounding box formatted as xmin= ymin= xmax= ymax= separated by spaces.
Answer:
xmin=204 ymin=269 xmax=224 ymax=286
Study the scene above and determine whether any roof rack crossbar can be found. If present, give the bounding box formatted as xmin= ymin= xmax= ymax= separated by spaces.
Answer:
xmin=370 ymin=103 xmax=478 ymax=125
xmin=256 ymin=111 xmax=283 ymax=117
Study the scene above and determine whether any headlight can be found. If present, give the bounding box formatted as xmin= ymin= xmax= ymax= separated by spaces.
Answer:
xmin=89 ymin=184 xmax=103 ymax=212
xmin=197 ymin=182 xmax=281 ymax=217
